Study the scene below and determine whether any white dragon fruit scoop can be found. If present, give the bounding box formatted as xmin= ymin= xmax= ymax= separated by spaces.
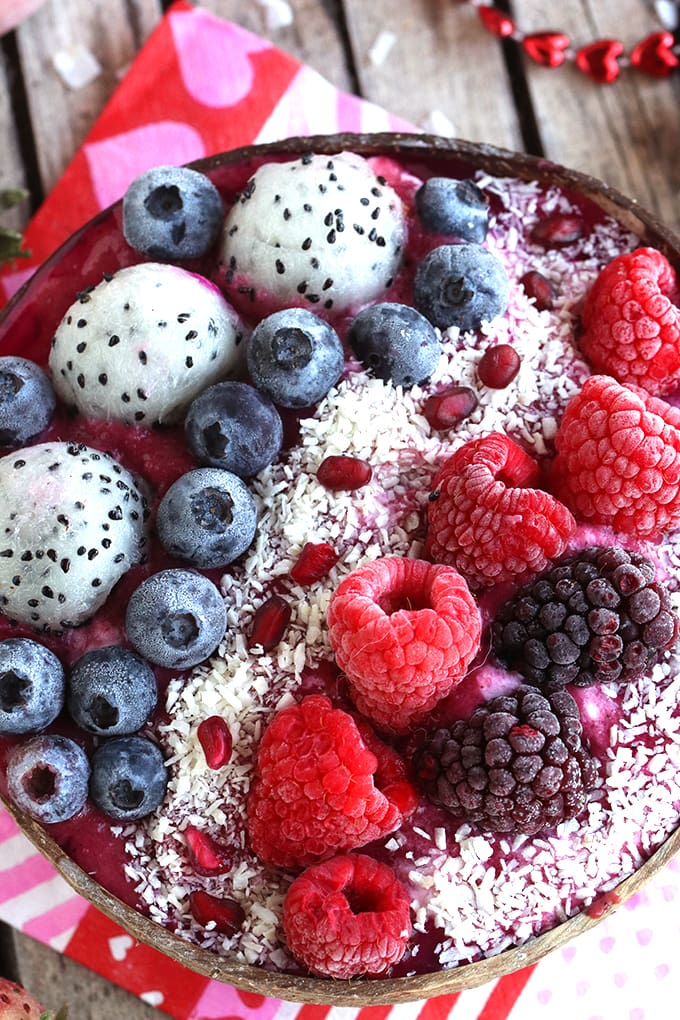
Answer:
xmin=48 ymin=263 xmax=245 ymax=425
xmin=0 ymin=442 xmax=148 ymax=632
xmin=220 ymin=152 xmax=407 ymax=315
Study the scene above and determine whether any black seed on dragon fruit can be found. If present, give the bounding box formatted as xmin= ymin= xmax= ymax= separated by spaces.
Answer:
xmin=48 ymin=263 xmax=246 ymax=425
xmin=0 ymin=442 xmax=149 ymax=632
xmin=219 ymin=152 xmax=407 ymax=316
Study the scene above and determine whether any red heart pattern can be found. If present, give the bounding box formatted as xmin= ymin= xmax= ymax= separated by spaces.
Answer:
xmin=522 ymin=31 xmax=571 ymax=68
xmin=630 ymin=31 xmax=679 ymax=78
xmin=576 ymin=39 xmax=624 ymax=84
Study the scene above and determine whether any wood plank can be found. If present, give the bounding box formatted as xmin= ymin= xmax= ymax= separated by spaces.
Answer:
xmin=342 ymin=0 xmax=524 ymax=148
xmin=13 ymin=0 xmax=163 ymax=196
xmin=199 ymin=0 xmax=355 ymax=93
xmin=516 ymin=0 xmax=680 ymax=232
xmin=0 ymin=44 xmax=29 ymax=234
xmin=6 ymin=926 xmax=160 ymax=1019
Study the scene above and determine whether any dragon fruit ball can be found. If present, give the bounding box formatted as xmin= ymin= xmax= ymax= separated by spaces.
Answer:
xmin=0 ymin=442 xmax=148 ymax=632
xmin=48 ymin=263 xmax=246 ymax=426
xmin=220 ymin=152 xmax=407 ymax=317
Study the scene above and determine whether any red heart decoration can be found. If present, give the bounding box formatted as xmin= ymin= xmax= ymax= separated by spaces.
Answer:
xmin=522 ymin=31 xmax=571 ymax=68
xmin=576 ymin=39 xmax=624 ymax=83
xmin=630 ymin=31 xmax=679 ymax=78
xmin=478 ymin=5 xmax=515 ymax=38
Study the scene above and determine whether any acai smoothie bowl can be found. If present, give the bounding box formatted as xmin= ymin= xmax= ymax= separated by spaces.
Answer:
xmin=2 ymin=133 xmax=680 ymax=1005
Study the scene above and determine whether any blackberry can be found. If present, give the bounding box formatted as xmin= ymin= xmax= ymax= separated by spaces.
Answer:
xmin=493 ymin=546 xmax=678 ymax=688
xmin=415 ymin=684 xmax=599 ymax=835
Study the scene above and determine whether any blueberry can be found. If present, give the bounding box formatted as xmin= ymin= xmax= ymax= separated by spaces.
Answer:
xmin=90 ymin=735 xmax=167 ymax=821
xmin=0 ymin=356 xmax=56 ymax=447
xmin=0 ymin=638 xmax=64 ymax=735
xmin=67 ymin=645 xmax=157 ymax=736
xmin=7 ymin=734 xmax=89 ymax=823
xmin=185 ymin=381 xmax=283 ymax=478
xmin=122 ymin=165 xmax=224 ymax=260
xmin=247 ymin=308 xmax=344 ymax=408
xmin=156 ymin=468 xmax=257 ymax=569
xmin=347 ymin=302 xmax=441 ymax=388
xmin=415 ymin=178 xmax=489 ymax=242
xmin=125 ymin=568 xmax=227 ymax=669
xmin=414 ymin=244 xmax=509 ymax=332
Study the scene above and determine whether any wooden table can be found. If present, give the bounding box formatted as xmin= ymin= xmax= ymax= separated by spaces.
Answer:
xmin=0 ymin=0 xmax=679 ymax=1015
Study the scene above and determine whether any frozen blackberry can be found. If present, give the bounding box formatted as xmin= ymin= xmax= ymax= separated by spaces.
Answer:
xmin=415 ymin=684 xmax=599 ymax=835
xmin=493 ymin=546 xmax=678 ymax=688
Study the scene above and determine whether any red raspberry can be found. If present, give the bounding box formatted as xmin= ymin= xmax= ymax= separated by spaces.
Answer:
xmin=327 ymin=556 xmax=481 ymax=735
xmin=282 ymin=854 xmax=411 ymax=979
xmin=580 ymin=247 xmax=680 ymax=396
xmin=552 ymin=374 xmax=680 ymax=538
xmin=425 ymin=434 xmax=576 ymax=590
xmin=246 ymin=694 xmax=415 ymax=869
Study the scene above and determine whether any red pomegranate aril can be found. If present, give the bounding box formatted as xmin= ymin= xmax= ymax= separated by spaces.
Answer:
xmin=184 ymin=825 xmax=232 ymax=875
xmin=423 ymin=386 xmax=478 ymax=430
xmin=197 ymin=716 xmax=233 ymax=769
xmin=478 ymin=345 xmax=521 ymax=388
xmin=317 ymin=454 xmax=372 ymax=490
xmin=248 ymin=594 xmax=292 ymax=652
xmin=189 ymin=889 xmax=245 ymax=935
xmin=520 ymin=269 xmax=556 ymax=311
xmin=530 ymin=213 xmax=585 ymax=248
xmin=290 ymin=541 xmax=340 ymax=584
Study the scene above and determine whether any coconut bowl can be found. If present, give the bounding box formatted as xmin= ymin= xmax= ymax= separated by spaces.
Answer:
xmin=1 ymin=133 xmax=680 ymax=1005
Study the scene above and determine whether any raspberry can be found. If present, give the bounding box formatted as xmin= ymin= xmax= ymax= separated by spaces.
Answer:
xmin=327 ymin=557 xmax=481 ymax=735
xmin=425 ymin=433 xmax=576 ymax=590
xmin=493 ymin=546 xmax=678 ymax=688
xmin=415 ymin=684 xmax=600 ymax=835
xmin=552 ymin=375 xmax=680 ymax=538
xmin=580 ymin=248 xmax=680 ymax=395
xmin=282 ymin=854 xmax=411 ymax=979
xmin=246 ymin=694 xmax=415 ymax=869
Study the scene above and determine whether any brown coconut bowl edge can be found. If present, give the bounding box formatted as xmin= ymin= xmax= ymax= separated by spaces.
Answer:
xmin=2 ymin=132 xmax=680 ymax=1005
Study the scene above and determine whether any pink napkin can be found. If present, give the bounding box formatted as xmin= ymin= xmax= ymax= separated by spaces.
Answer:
xmin=0 ymin=4 xmax=679 ymax=1018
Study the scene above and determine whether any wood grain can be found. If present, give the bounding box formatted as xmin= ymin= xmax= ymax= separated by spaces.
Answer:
xmin=0 ymin=44 xmax=29 ymax=232
xmin=13 ymin=0 xmax=163 ymax=195
xmin=342 ymin=0 xmax=524 ymax=148
xmin=516 ymin=0 xmax=680 ymax=233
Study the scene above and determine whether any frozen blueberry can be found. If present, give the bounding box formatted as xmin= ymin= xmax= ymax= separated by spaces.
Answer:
xmin=347 ymin=302 xmax=441 ymax=388
xmin=415 ymin=178 xmax=489 ymax=242
xmin=414 ymin=243 xmax=509 ymax=332
xmin=0 ymin=638 xmax=65 ymax=735
xmin=247 ymin=308 xmax=344 ymax=408
xmin=7 ymin=734 xmax=89 ymax=823
xmin=0 ymin=356 xmax=56 ymax=447
xmin=90 ymin=735 xmax=167 ymax=821
xmin=125 ymin=568 xmax=227 ymax=669
xmin=67 ymin=645 xmax=157 ymax=736
xmin=122 ymin=165 xmax=224 ymax=260
xmin=156 ymin=467 xmax=257 ymax=569
xmin=185 ymin=381 xmax=283 ymax=478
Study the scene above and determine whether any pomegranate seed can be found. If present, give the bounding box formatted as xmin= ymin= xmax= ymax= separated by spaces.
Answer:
xmin=317 ymin=454 xmax=372 ymax=491
xmin=197 ymin=716 xmax=233 ymax=769
xmin=248 ymin=594 xmax=292 ymax=651
xmin=382 ymin=780 xmax=420 ymax=816
xmin=184 ymin=825 xmax=232 ymax=875
xmin=520 ymin=269 xmax=556 ymax=311
xmin=290 ymin=541 xmax=339 ymax=584
xmin=584 ymin=888 xmax=621 ymax=919
xmin=423 ymin=386 xmax=478 ymax=430
xmin=477 ymin=345 xmax=521 ymax=388
xmin=530 ymin=213 xmax=584 ymax=248
xmin=189 ymin=889 xmax=245 ymax=935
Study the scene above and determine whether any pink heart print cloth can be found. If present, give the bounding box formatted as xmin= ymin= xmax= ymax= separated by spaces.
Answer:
xmin=0 ymin=3 xmax=679 ymax=1018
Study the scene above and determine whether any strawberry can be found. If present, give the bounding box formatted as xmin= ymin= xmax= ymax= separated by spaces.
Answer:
xmin=0 ymin=977 xmax=66 ymax=1020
